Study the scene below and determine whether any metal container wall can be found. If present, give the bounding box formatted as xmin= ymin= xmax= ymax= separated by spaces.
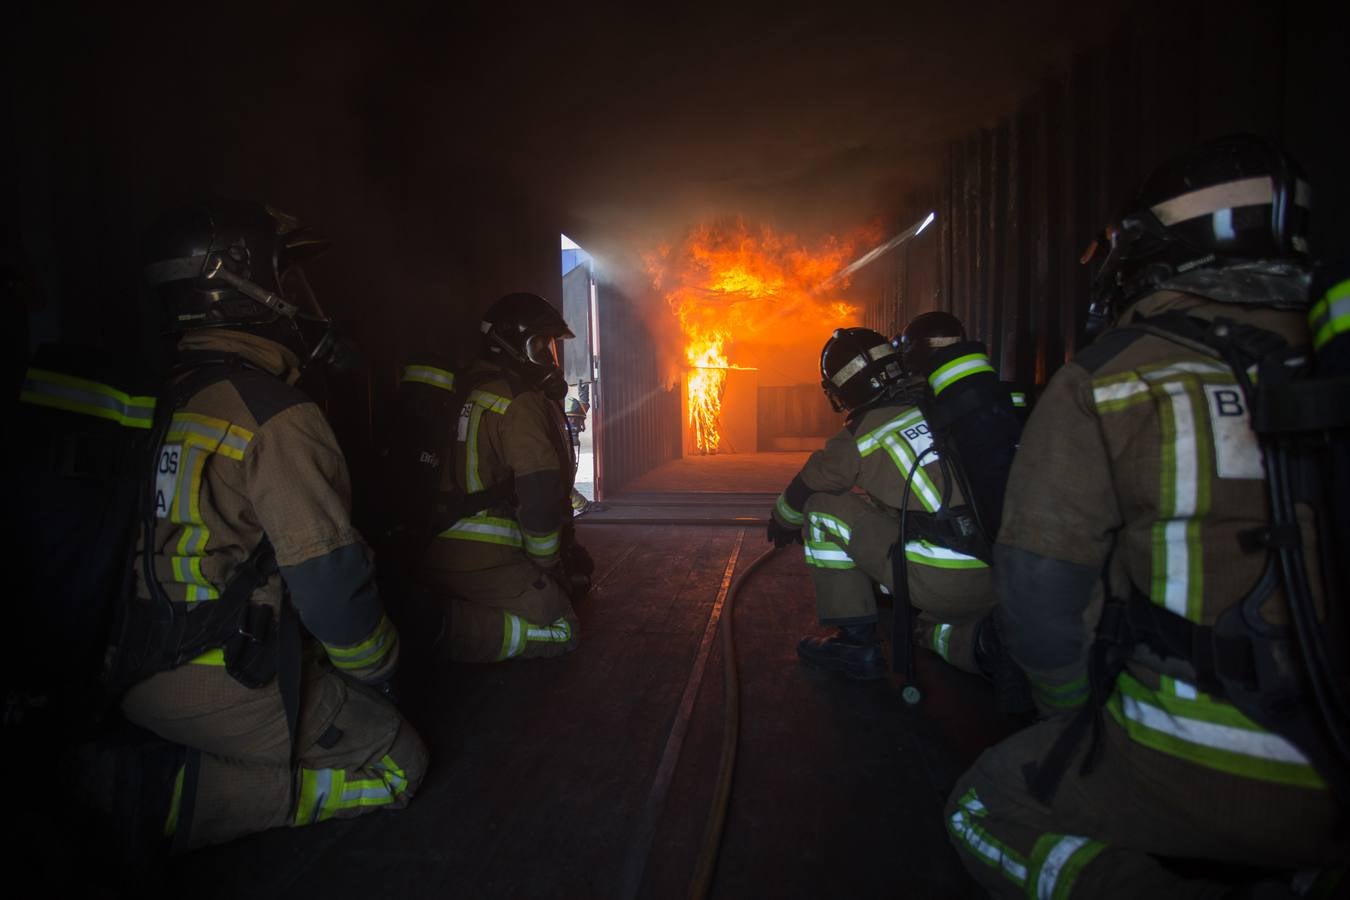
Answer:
xmin=593 ymin=286 xmax=681 ymax=495
xmin=757 ymin=384 xmax=841 ymax=450
xmin=864 ymin=5 xmax=1347 ymax=392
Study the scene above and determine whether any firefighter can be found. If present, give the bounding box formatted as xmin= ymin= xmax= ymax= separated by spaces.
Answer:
xmin=81 ymin=200 xmax=428 ymax=854
xmin=944 ymin=137 xmax=1347 ymax=897
xmin=412 ymin=291 xmax=587 ymax=663
xmin=768 ymin=327 xmax=997 ymax=680
xmin=565 ymin=393 xmax=592 ymax=514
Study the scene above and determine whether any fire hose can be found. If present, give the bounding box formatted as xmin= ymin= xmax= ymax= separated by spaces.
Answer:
xmin=686 ymin=542 xmax=778 ymax=900
xmin=610 ymin=526 xmax=779 ymax=900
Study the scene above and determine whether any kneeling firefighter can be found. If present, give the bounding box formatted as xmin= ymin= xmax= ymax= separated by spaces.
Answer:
xmin=945 ymin=136 xmax=1349 ymax=898
xmin=767 ymin=327 xmax=1000 ymax=682
xmin=84 ymin=201 xmax=428 ymax=855
xmin=408 ymin=292 xmax=591 ymax=663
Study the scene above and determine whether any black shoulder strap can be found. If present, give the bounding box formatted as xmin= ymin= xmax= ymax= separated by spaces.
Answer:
xmin=128 ymin=356 xmax=300 ymax=754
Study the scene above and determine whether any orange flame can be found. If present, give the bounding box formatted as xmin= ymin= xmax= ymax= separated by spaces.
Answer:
xmin=645 ymin=217 xmax=879 ymax=453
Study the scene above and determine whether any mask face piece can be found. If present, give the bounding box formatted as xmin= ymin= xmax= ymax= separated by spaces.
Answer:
xmin=525 ymin=334 xmax=562 ymax=368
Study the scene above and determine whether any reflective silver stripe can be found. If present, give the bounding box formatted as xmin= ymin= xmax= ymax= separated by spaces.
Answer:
xmin=948 ymin=809 xmax=1028 ymax=884
xmin=831 ymin=353 xmax=869 ymax=386
xmin=21 ymin=369 xmax=156 ymax=429
xmin=1035 ymin=835 xmax=1090 ymax=899
xmin=501 ymin=614 xmax=525 ymax=659
xmin=1151 ymin=175 xmax=1274 ymax=226
xmin=831 ymin=343 xmax=895 ymax=386
xmin=775 ymin=494 xmax=804 ymax=525
xmin=1093 ymin=380 xmax=1148 ymax=407
xmin=468 ymin=389 xmax=512 ymax=414
xmin=932 ymin=623 xmax=952 ymax=661
xmin=882 ymin=433 xmax=942 ymax=511
xmin=1119 ymin=694 xmax=1310 ymax=764
xmin=1157 ymin=382 xmax=1200 ymax=620
xmin=442 ymin=517 xmax=522 ymax=544
xmin=929 ymin=353 xmax=995 ymax=396
xmin=524 ymin=531 xmax=560 ymax=556
xmin=341 ymin=783 xmax=400 ymax=805
xmin=401 ymin=364 xmax=456 ymax=392
xmin=855 ymin=408 xmax=924 ymax=455
xmin=904 ymin=539 xmax=985 ymax=567
xmin=525 ymin=617 xmax=573 ymax=643
xmin=807 ymin=511 xmax=852 ymax=543
xmin=1010 ymin=392 xmax=1027 ymax=407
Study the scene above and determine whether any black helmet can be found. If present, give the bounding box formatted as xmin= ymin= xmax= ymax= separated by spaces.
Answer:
xmin=1084 ymin=135 xmax=1312 ymax=333
xmin=141 ymin=200 xmax=351 ymax=369
xmin=481 ymin=291 xmax=575 ymax=396
xmin=898 ymin=311 xmax=966 ymax=376
xmin=820 ymin=327 xmax=905 ymax=413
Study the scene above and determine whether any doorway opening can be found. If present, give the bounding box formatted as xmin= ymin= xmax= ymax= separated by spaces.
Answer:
xmin=561 ymin=233 xmax=600 ymax=508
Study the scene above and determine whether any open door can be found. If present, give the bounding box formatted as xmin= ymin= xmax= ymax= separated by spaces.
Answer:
xmin=561 ymin=235 xmax=600 ymax=502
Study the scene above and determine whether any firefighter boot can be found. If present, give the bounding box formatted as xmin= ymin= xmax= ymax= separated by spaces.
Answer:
xmin=796 ymin=623 xmax=886 ymax=680
xmin=973 ymin=611 xmax=1035 ymax=718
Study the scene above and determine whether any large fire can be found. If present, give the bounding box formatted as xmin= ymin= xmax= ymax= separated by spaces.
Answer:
xmin=645 ymin=218 xmax=880 ymax=453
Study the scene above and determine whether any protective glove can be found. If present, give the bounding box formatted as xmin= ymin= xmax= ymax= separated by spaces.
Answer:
xmin=767 ymin=516 xmax=803 ymax=548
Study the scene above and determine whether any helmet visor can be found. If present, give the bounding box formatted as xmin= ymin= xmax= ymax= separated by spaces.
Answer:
xmin=525 ymin=333 xmax=564 ymax=368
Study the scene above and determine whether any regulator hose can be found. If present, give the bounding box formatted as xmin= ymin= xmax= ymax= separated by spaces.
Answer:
xmin=687 ymin=543 xmax=779 ymax=900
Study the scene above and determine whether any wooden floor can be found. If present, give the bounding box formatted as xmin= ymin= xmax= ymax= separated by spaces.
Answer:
xmin=162 ymin=519 xmax=1018 ymax=899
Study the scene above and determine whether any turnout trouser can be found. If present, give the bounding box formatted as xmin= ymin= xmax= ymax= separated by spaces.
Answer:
xmin=121 ymin=650 xmax=428 ymax=850
xmin=945 ymin=712 xmax=1346 ymax=899
xmin=436 ymin=557 xmax=579 ymax=663
xmin=801 ymin=492 xmax=993 ymax=672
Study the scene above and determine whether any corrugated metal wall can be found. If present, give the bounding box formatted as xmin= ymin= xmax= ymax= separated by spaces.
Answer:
xmin=757 ymin=385 xmax=839 ymax=449
xmin=866 ymin=4 xmax=1348 ymax=391
xmin=594 ymin=286 xmax=681 ymax=494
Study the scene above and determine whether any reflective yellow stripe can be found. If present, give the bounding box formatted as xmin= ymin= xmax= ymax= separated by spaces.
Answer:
xmin=1028 ymin=833 xmax=1108 ymax=900
xmin=188 ymin=648 xmax=226 ymax=666
xmin=326 ymin=615 xmax=398 ymax=671
xmin=523 ymin=530 xmax=560 ymax=558
xmin=1107 ymin=672 xmax=1323 ymax=788
xmin=904 ymin=539 xmax=987 ymax=569
xmin=1309 ymin=278 xmax=1350 ymax=352
xmin=929 ymin=353 xmax=995 ymax=396
xmin=468 ymin=389 xmax=512 ymax=414
xmin=947 ymin=788 xmax=1029 ymax=887
xmin=438 ymin=514 xmax=523 ymax=547
xmin=164 ymin=764 xmax=186 ymax=837
xmin=803 ymin=541 xmax=856 ymax=569
xmin=293 ymin=759 xmax=411 ymax=825
xmin=401 ymin=364 xmax=456 ymax=392
xmin=855 ymin=407 xmax=924 ymax=456
xmin=774 ymin=493 xmax=804 ymax=526
xmin=930 ymin=623 xmax=952 ymax=661
xmin=20 ymin=367 xmax=156 ymax=428
xmin=465 ymin=403 xmax=486 ymax=492
xmin=167 ymin=412 xmax=254 ymax=461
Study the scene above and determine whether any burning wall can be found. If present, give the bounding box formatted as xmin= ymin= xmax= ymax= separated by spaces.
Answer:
xmin=644 ymin=217 xmax=880 ymax=453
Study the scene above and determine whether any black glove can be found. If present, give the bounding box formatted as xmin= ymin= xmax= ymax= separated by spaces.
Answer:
xmin=767 ymin=516 xmax=803 ymax=548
